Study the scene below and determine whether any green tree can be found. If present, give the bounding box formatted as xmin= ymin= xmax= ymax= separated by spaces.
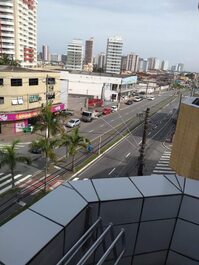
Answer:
xmin=0 ymin=140 xmax=31 ymax=188
xmin=32 ymin=103 xmax=62 ymax=138
xmin=57 ymin=132 xmax=71 ymax=159
xmin=0 ymin=54 xmax=20 ymax=66
xmin=31 ymin=138 xmax=57 ymax=191
xmin=66 ymin=128 xmax=90 ymax=172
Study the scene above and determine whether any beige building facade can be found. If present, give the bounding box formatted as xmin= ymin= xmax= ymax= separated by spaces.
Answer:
xmin=0 ymin=67 xmax=63 ymax=134
xmin=0 ymin=0 xmax=37 ymax=67
xmin=170 ymin=97 xmax=199 ymax=179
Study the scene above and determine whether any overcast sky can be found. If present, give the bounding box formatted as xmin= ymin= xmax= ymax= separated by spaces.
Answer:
xmin=38 ymin=0 xmax=199 ymax=72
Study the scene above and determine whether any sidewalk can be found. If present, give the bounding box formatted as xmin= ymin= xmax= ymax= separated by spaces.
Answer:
xmin=0 ymin=131 xmax=43 ymax=144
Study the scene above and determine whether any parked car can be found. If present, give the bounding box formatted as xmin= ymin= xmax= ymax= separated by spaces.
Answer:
xmin=147 ymin=96 xmax=155 ymax=100
xmin=126 ymin=100 xmax=133 ymax=105
xmin=102 ymin=107 xmax=112 ymax=115
xmin=30 ymin=146 xmax=42 ymax=154
xmin=133 ymin=96 xmax=142 ymax=102
xmin=61 ymin=109 xmax=74 ymax=116
xmin=111 ymin=105 xmax=118 ymax=112
xmin=66 ymin=118 xmax=81 ymax=128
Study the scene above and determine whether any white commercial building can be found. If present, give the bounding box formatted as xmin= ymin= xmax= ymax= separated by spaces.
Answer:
xmin=105 ymin=36 xmax=123 ymax=74
xmin=0 ymin=0 xmax=38 ymax=67
xmin=66 ymin=39 xmax=84 ymax=71
xmin=60 ymin=71 xmax=122 ymax=102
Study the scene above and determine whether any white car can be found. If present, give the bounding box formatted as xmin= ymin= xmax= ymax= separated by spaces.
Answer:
xmin=66 ymin=118 xmax=80 ymax=128
xmin=147 ymin=96 xmax=155 ymax=100
xmin=133 ymin=96 xmax=142 ymax=102
xmin=111 ymin=105 xmax=118 ymax=112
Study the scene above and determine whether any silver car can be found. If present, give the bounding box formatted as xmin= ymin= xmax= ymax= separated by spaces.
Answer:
xmin=66 ymin=118 xmax=80 ymax=128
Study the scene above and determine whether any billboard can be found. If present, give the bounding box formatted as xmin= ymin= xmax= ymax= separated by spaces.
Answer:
xmin=122 ymin=76 xmax=137 ymax=85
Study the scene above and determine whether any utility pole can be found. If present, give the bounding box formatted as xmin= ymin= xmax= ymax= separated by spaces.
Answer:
xmin=137 ymin=108 xmax=150 ymax=176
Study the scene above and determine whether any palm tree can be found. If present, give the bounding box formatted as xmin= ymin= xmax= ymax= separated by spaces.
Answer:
xmin=66 ymin=128 xmax=90 ymax=172
xmin=31 ymin=138 xmax=57 ymax=191
xmin=0 ymin=140 xmax=31 ymax=188
xmin=32 ymin=103 xmax=62 ymax=138
xmin=58 ymin=132 xmax=71 ymax=159
xmin=0 ymin=54 xmax=20 ymax=66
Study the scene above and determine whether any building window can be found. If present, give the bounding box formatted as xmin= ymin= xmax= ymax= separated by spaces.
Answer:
xmin=47 ymin=92 xmax=55 ymax=99
xmin=29 ymin=95 xmax=40 ymax=103
xmin=11 ymin=79 xmax=22 ymax=86
xmin=11 ymin=97 xmax=23 ymax=105
xmin=29 ymin=78 xmax=39 ymax=86
xmin=47 ymin=77 xmax=56 ymax=85
xmin=0 ymin=97 xmax=4 ymax=104
xmin=0 ymin=79 xmax=3 ymax=86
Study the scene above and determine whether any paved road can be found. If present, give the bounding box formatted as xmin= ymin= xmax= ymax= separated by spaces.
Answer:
xmin=0 ymin=91 xmax=178 ymax=190
xmin=73 ymin=97 xmax=178 ymax=179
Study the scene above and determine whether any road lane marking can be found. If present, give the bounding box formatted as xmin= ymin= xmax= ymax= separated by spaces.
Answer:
xmin=72 ymin=177 xmax=79 ymax=181
xmin=138 ymin=140 xmax=142 ymax=145
xmin=108 ymin=168 xmax=116 ymax=175
xmin=126 ymin=153 xmax=131 ymax=158
xmin=110 ymin=120 xmax=114 ymax=122
xmin=100 ymin=125 xmax=104 ymax=127
xmin=89 ymin=130 xmax=94 ymax=133
xmin=54 ymin=165 xmax=61 ymax=170
xmin=148 ymin=132 xmax=152 ymax=135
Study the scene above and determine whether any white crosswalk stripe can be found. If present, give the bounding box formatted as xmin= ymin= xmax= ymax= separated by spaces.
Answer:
xmin=0 ymin=142 xmax=31 ymax=150
xmin=0 ymin=172 xmax=32 ymax=194
xmin=153 ymin=149 xmax=176 ymax=175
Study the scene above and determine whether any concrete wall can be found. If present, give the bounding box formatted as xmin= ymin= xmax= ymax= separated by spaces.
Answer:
xmin=170 ymin=99 xmax=199 ymax=179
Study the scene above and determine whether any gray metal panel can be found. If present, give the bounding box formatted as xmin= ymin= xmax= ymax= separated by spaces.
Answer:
xmin=92 ymin=178 xmax=142 ymax=201
xmin=135 ymin=219 xmax=176 ymax=254
xmin=166 ymin=251 xmax=199 ymax=265
xmin=133 ymin=251 xmax=167 ymax=265
xmin=141 ymin=195 xmax=181 ymax=221
xmin=69 ymin=180 xmax=99 ymax=202
xmin=163 ymin=175 xmax=182 ymax=190
xmin=103 ymin=257 xmax=132 ymax=265
xmin=184 ymin=178 xmax=199 ymax=198
xmin=131 ymin=175 xmax=182 ymax=197
xmin=100 ymin=199 xmax=143 ymax=225
xmin=0 ymin=209 xmax=63 ymax=265
xmin=179 ymin=195 xmax=199 ymax=224
xmin=30 ymin=185 xmax=87 ymax=226
xmin=171 ymin=219 xmax=199 ymax=260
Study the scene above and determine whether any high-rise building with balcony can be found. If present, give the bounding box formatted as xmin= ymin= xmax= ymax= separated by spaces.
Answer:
xmin=97 ymin=52 xmax=106 ymax=70
xmin=0 ymin=0 xmax=38 ymax=67
xmin=105 ymin=36 xmax=123 ymax=74
xmin=66 ymin=39 xmax=84 ymax=71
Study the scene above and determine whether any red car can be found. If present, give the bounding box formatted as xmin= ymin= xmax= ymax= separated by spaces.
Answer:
xmin=102 ymin=107 xmax=112 ymax=115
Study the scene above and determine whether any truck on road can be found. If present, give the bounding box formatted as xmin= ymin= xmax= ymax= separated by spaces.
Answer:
xmin=81 ymin=110 xmax=102 ymax=122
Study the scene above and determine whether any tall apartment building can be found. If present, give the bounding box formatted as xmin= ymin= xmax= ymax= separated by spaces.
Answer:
xmin=138 ymin=58 xmax=148 ymax=72
xmin=105 ymin=36 xmax=123 ymax=75
xmin=121 ymin=56 xmax=127 ymax=71
xmin=66 ymin=39 xmax=84 ymax=71
xmin=177 ymin=63 xmax=184 ymax=72
xmin=84 ymin=37 xmax=93 ymax=65
xmin=126 ymin=53 xmax=139 ymax=72
xmin=147 ymin=57 xmax=160 ymax=70
xmin=97 ymin=52 xmax=106 ymax=70
xmin=161 ymin=60 xmax=169 ymax=71
xmin=0 ymin=0 xmax=38 ymax=67
xmin=42 ymin=44 xmax=50 ymax=61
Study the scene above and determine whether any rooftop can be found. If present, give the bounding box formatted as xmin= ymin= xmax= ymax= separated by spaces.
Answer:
xmin=0 ymin=174 xmax=199 ymax=265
